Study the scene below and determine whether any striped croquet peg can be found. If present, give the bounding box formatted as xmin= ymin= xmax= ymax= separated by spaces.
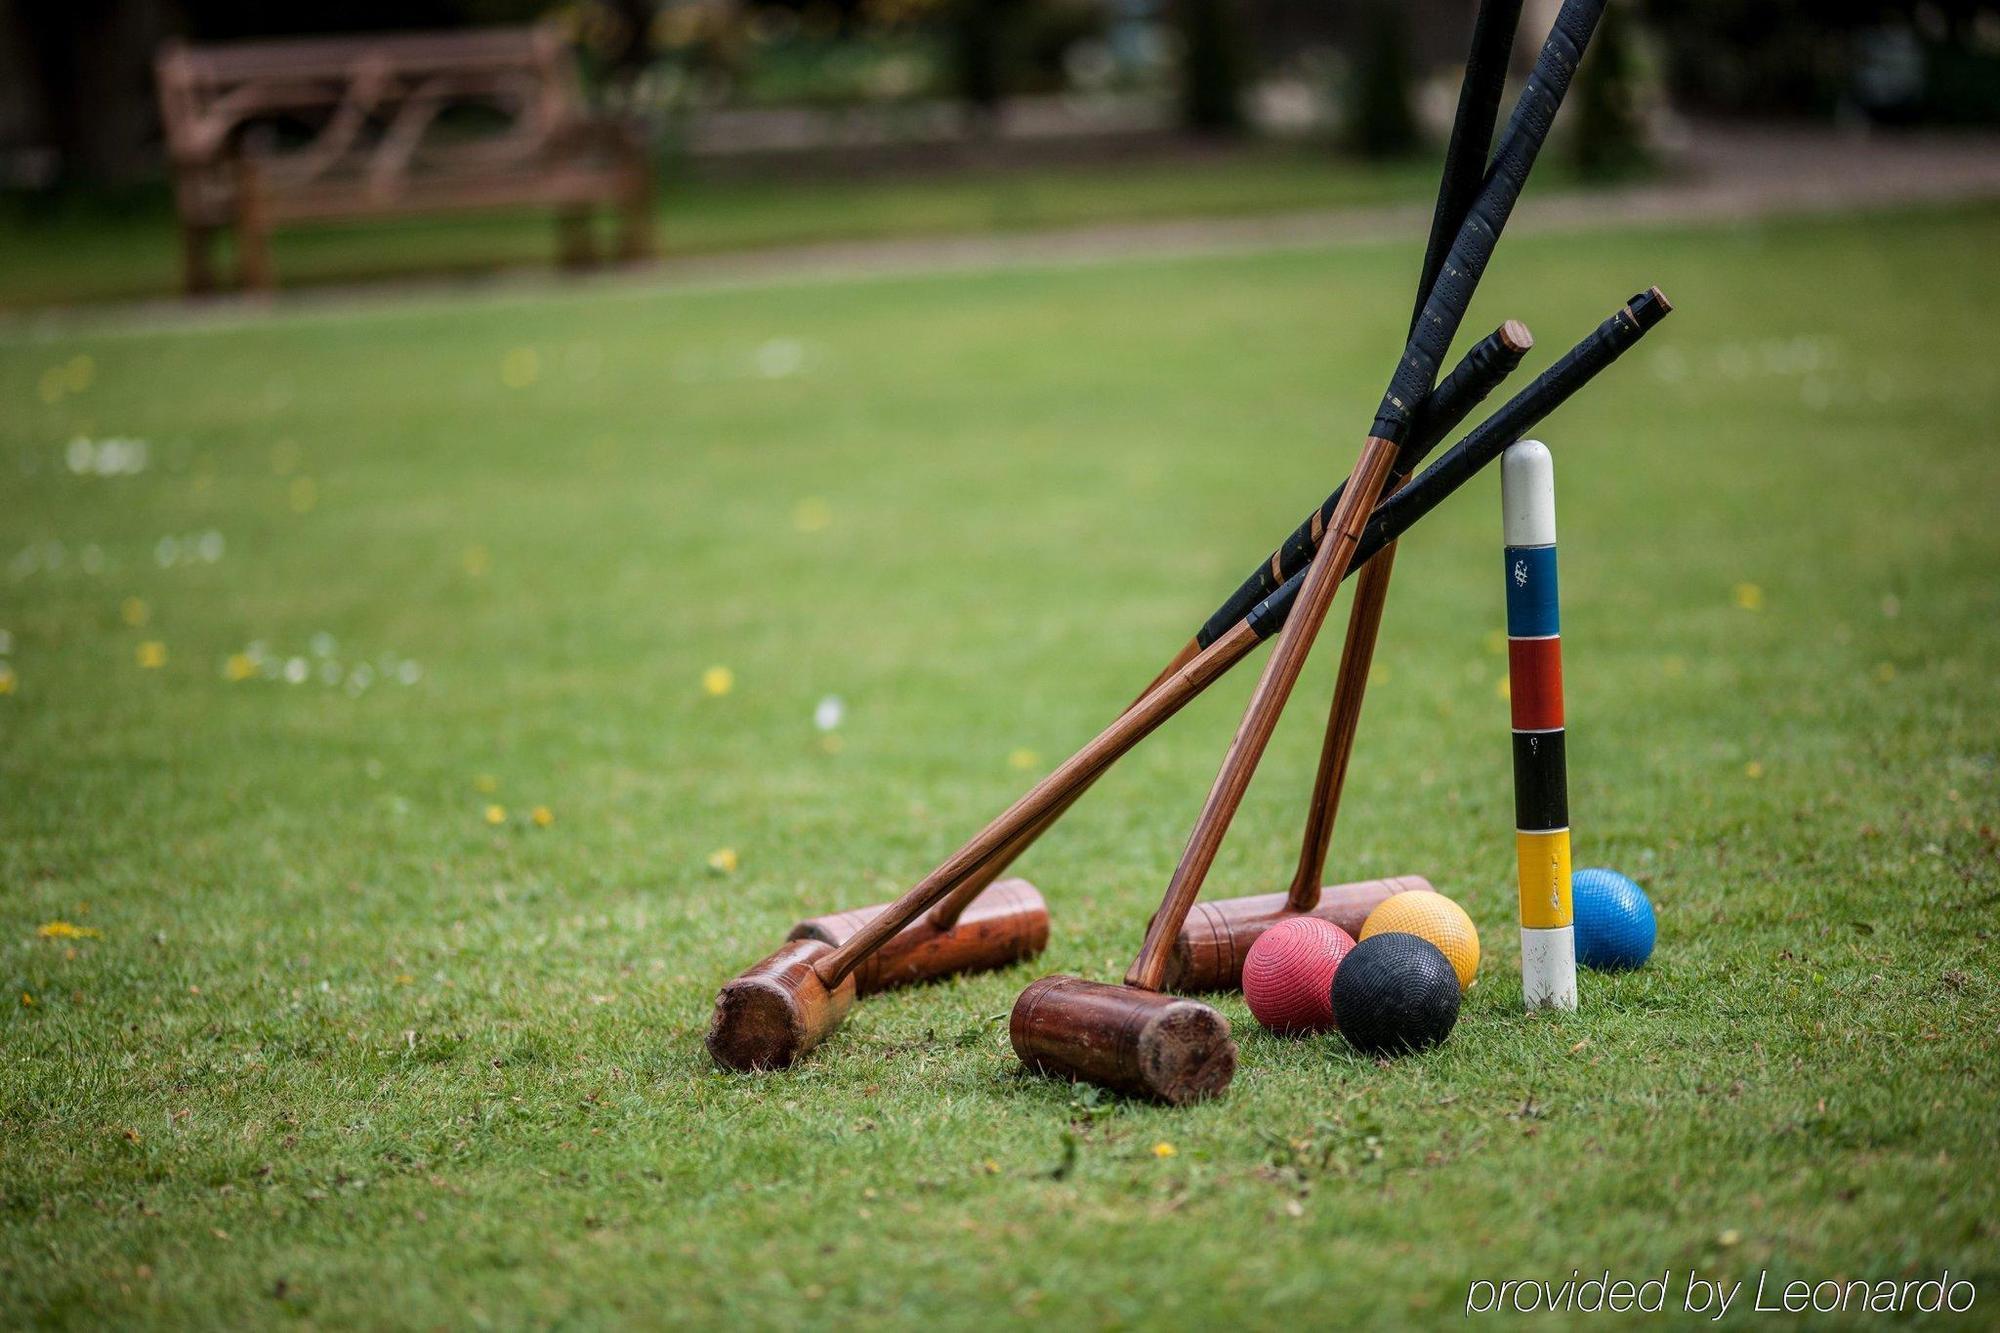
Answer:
xmin=1502 ymin=440 xmax=1577 ymax=1011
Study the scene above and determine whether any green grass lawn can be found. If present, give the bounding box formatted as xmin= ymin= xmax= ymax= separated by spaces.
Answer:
xmin=2 ymin=203 xmax=1997 ymax=1328
xmin=0 ymin=149 xmax=1437 ymax=311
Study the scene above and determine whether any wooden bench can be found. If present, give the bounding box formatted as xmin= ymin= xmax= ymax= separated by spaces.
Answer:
xmin=155 ymin=26 xmax=653 ymax=294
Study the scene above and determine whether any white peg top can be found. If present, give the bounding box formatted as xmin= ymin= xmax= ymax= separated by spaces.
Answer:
xmin=1501 ymin=439 xmax=1556 ymax=547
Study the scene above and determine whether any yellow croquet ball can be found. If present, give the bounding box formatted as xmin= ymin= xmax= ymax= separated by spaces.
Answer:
xmin=1360 ymin=890 xmax=1480 ymax=991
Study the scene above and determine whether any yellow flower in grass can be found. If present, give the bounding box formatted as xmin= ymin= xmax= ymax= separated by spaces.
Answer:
xmin=38 ymin=921 xmax=101 ymax=939
xmin=702 ymin=665 xmax=734 ymax=697
xmin=792 ymin=497 xmax=832 ymax=533
xmin=136 ymin=641 xmax=167 ymax=669
xmin=1494 ymin=674 xmax=1511 ymax=702
xmin=224 ymin=653 xmax=255 ymax=682
xmin=0 ymin=665 xmax=15 ymax=696
xmin=706 ymin=847 xmax=738 ymax=874
xmin=1744 ymin=761 xmax=1764 ymax=780
xmin=1733 ymin=582 xmax=1764 ymax=612
xmin=121 ymin=597 xmax=149 ymax=627
xmin=1007 ymin=748 xmax=1039 ymax=772
xmin=484 ymin=804 xmax=507 ymax=826
xmin=501 ymin=347 xmax=540 ymax=389
xmin=1152 ymin=1142 xmax=1176 ymax=1158
xmin=531 ymin=806 xmax=554 ymax=828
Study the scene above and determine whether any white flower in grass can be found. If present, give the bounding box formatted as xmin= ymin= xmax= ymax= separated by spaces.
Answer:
xmin=814 ymin=695 xmax=845 ymax=732
xmin=284 ymin=657 xmax=309 ymax=684
xmin=755 ymin=339 xmax=805 ymax=379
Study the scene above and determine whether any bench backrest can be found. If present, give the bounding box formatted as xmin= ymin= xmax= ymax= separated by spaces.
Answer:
xmin=156 ymin=25 xmax=586 ymax=219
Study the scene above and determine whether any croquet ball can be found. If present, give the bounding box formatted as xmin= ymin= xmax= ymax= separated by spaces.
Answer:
xmin=1242 ymin=916 xmax=1355 ymax=1034
xmin=1330 ymin=932 xmax=1461 ymax=1056
xmin=1360 ymin=890 xmax=1480 ymax=991
xmin=1572 ymin=868 xmax=1655 ymax=970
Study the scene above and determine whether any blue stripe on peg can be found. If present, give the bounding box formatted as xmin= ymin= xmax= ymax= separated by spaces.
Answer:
xmin=1503 ymin=544 xmax=1560 ymax=637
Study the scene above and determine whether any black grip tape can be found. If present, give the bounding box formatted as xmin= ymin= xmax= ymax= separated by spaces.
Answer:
xmin=1195 ymin=323 xmax=1526 ymax=649
xmin=1411 ymin=0 xmax=1525 ymax=335
xmin=1371 ymin=0 xmax=1604 ymax=443
xmin=1245 ymin=289 xmax=1669 ymax=644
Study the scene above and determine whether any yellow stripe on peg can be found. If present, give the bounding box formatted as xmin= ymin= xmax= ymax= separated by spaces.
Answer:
xmin=1514 ymin=829 xmax=1573 ymax=929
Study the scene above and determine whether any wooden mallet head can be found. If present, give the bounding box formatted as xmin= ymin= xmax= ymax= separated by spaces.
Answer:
xmin=787 ymin=878 xmax=1049 ymax=996
xmin=1009 ymin=975 xmax=1237 ymax=1105
xmin=1162 ymin=875 xmax=1433 ymax=993
xmin=704 ymin=939 xmax=856 ymax=1072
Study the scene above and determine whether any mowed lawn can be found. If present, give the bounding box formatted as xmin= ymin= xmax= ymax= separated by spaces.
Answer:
xmin=2 ymin=204 xmax=1997 ymax=1328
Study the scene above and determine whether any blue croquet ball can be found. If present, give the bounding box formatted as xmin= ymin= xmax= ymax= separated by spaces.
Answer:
xmin=1572 ymin=868 xmax=1655 ymax=970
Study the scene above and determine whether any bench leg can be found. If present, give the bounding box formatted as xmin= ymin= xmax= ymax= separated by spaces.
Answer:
xmin=181 ymin=224 xmax=219 ymax=296
xmin=618 ymin=161 xmax=655 ymax=262
xmin=557 ymin=208 xmax=598 ymax=269
xmin=233 ymin=159 xmax=277 ymax=293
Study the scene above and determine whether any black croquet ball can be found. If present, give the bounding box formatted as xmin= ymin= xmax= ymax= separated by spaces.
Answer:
xmin=1330 ymin=932 xmax=1461 ymax=1055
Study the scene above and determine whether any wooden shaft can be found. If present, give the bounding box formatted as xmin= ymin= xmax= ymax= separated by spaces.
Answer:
xmin=1279 ymin=327 xmax=1524 ymax=909
xmin=1126 ymin=434 xmax=1402 ymax=992
xmin=926 ymin=638 xmax=1201 ymax=930
xmin=814 ymin=623 xmax=1260 ymax=987
xmin=1284 ymin=510 xmax=1408 ymax=910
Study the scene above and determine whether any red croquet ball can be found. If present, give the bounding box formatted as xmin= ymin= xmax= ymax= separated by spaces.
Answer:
xmin=1242 ymin=916 xmax=1356 ymax=1034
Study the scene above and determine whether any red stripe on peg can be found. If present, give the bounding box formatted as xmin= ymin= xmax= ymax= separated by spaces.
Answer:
xmin=1507 ymin=635 xmax=1565 ymax=731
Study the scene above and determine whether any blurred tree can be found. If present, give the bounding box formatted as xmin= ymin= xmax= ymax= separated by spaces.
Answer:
xmin=1569 ymin=4 xmax=1648 ymax=179
xmin=950 ymin=0 xmax=1009 ymax=128
xmin=1640 ymin=0 xmax=2000 ymax=122
xmin=1344 ymin=0 xmax=1419 ymax=158
xmin=1177 ymin=0 xmax=1247 ymax=134
xmin=5 ymin=0 xmax=172 ymax=188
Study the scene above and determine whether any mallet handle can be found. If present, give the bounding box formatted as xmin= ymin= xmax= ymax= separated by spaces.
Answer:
xmin=1280 ymin=0 xmax=1529 ymax=910
xmin=1195 ymin=324 xmax=1527 ymax=651
xmin=924 ymin=642 xmax=1197 ymax=929
xmin=1125 ymin=434 xmax=1401 ymax=991
xmin=1284 ymin=319 xmax=1530 ymax=910
xmin=1415 ymin=0 xmax=1526 ymax=332
xmin=1283 ymin=526 xmax=1402 ymax=911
